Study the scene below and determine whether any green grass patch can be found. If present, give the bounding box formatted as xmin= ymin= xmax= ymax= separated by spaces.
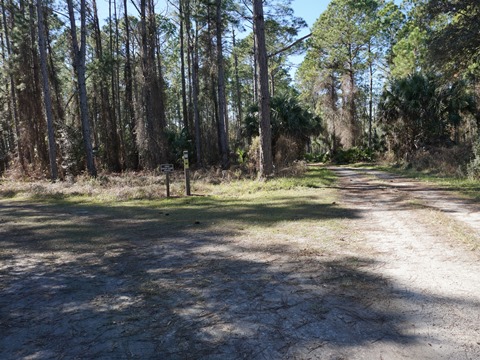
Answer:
xmin=363 ymin=164 xmax=480 ymax=201
xmin=0 ymin=166 xmax=352 ymax=256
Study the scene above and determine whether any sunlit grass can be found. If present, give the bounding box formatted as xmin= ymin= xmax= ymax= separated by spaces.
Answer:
xmin=0 ymin=166 xmax=349 ymax=256
xmin=361 ymin=164 xmax=480 ymax=201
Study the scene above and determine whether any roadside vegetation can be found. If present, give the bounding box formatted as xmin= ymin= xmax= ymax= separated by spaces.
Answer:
xmin=0 ymin=165 xmax=344 ymax=241
xmin=367 ymin=160 xmax=480 ymax=202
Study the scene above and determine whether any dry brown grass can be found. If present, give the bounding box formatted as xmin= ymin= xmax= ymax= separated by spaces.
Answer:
xmin=378 ymin=145 xmax=472 ymax=177
xmin=0 ymin=163 xmax=310 ymax=202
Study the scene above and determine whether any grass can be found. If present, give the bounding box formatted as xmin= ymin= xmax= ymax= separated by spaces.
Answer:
xmin=0 ymin=165 xmax=351 ymax=256
xmin=3 ymin=164 xmax=479 ymax=359
xmin=350 ymin=163 xmax=479 ymax=251
xmin=422 ymin=208 xmax=479 ymax=252
xmin=359 ymin=163 xmax=480 ymax=201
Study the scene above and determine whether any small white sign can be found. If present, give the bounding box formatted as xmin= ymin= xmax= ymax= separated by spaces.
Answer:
xmin=160 ymin=164 xmax=174 ymax=173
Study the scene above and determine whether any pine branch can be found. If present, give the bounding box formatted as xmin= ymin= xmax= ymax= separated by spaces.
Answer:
xmin=267 ymin=33 xmax=312 ymax=58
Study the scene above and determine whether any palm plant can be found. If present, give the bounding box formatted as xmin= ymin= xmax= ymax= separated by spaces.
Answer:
xmin=379 ymin=73 xmax=474 ymax=158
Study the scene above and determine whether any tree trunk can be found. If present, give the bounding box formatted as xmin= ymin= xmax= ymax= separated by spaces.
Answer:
xmin=216 ymin=0 xmax=229 ymax=169
xmin=36 ymin=0 xmax=57 ymax=180
xmin=138 ymin=0 xmax=168 ymax=168
xmin=347 ymin=44 xmax=358 ymax=147
xmin=45 ymin=15 xmax=65 ymax=126
xmin=109 ymin=0 xmax=122 ymax=171
xmin=92 ymin=0 xmax=121 ymax=172
xmin=113 ymin=0 xmax=126 ymax=168
xmin=253 ymin=34 xmax=258 ymax=103
xmin=179 ymin=0 xmax=189 ymax=134
xmin=1 ymin=0 xmax=24 ymax=171
xmin=123 ymin=0 xmax=139 ymax=169
xmin=150 ymin=0 xmax=168 ymax=164
xmin=28 ymin=2 xmax=49 ymax=170
xmin=253 ymin=0 xmax=273 ymax=177
xmin=368 ymin=42 xmax=373 ymax=149
xmin=185 ymin=0 xmax=194 ymax=138
xmin=67 ymin=0 xmax=97 ymax=177
xmin=192 ymin=21 xmax=202 ymax=166
xmin=232 ymin=28 xmax=243 ymax=139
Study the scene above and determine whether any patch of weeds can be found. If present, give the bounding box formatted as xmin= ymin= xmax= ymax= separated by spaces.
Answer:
xmin=421 ymin=209 xmax=479 ymax=252
xmin=0 ymin=165 xmax=348 ymax=262
xmin=370 ymin=164 xmax=480 ymax=201
xmin=0 ymin=189 xmax=17 ymax=198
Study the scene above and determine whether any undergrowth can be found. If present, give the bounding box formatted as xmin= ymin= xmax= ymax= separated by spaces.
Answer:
xmin=367 ymin=164 xmax=480 ymax=201
xmin=0 ymin=165 xmax=337 ymax=203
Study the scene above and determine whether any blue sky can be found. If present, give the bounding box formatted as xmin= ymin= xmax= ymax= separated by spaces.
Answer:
xmin=97 ymin=0 xmax=330 ymax=31
xmin=291 ymin=0 xmax=330 ymax=31
xmin=96 ymin=0 xmax=333 ymax=77
xmin=287 ymin=0 xmax=331 ymax=78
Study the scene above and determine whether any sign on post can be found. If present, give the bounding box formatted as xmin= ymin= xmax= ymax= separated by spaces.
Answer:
xmin=160 ymin=164 xmax=174 ymax=197
xmin=160 ymin=164 xmax=174 ymax=173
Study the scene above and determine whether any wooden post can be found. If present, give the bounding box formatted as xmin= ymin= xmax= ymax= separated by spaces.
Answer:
xmin=160 ymin=164 xmax=174 ymax=198
xmin=166 ymin=172 xmax=170 ymax=198
xmin=183 ymin=150 xmax=191 ymax=196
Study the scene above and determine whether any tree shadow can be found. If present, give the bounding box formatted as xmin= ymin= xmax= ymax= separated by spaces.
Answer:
xmin=0 ymin=198 xmax=477 ymax=359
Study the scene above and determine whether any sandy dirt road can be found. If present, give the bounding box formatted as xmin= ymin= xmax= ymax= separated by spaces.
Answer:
xmin=0 ymin=167 xmax=479 ymax=359
xmin=323 ymin=167 xmax=480 ymax=359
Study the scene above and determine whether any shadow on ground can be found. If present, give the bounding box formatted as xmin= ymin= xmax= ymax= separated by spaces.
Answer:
xmin=0 ymin=196 xmax=472 ymax=359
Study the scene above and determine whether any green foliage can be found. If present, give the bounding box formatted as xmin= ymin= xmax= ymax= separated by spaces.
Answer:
xmin=425 ymin=0 xmax=480 ymax=74
xmin=245 ymin=95 xmax=322 ymax=142
xmin=332 ymin=147 xmax=375 ymax=164
xmin=378 ymin=73 xmax=475 ymax=158
xmin=235 ymin=148 xmax=247 ymax=165
xmin=244 ymin=95 xmax=322 ymax=163
xmin=467 ymin=140 xmax=480 ymax=180
xmin=304 ymin=153 xmax=331 ymax=163
xmin=270 ymin=96 xmax=322 ymax=143
xmin=58 ymin=124 xmax=86 ymax=176
xmin=391 ymin=26 xmax=428 ymax=77
xmin=301 ymin=0 xmax=398 ymax=148
xmin=165 ymin=128 xmax=193 ymax=166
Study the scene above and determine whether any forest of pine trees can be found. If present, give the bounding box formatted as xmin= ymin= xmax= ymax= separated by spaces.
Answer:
xmin=0 ymin=0 xmax=479 ymax=180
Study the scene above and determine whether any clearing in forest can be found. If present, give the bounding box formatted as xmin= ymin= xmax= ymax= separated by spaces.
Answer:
xmin=0 ymin=166 xmax=479 ymax=359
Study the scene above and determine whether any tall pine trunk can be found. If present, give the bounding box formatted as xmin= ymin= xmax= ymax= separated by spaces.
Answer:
xmin=123 ymin=0 xmax=139 ymax=169
xmin=36 ymin=0 xmax=57 ymax=180
xmin=179 ymin=0 xmax=189 ymax=134
xmin=215 ymin=0 xmax=229 ymax=168
xmin=253 ymin=0 xmax=273 ymax=177
xmin=1 ymin=0 xmax=24 ymax=171
xmin=28 ymin=1 xmax=49 ymax=170
xmin=192 ymin=20 xmax=202 ymax=166
xmin=232 ymin=28 xmax=243 ymax=141
xmin=138 ymin=0 xmax=168 ymax=168
xmin=67 ymin=0 xmax=97 ymax=177
xmin=92 ymin=0 xmax=120 ymax=172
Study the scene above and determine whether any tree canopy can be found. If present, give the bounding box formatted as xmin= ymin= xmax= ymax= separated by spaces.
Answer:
xmin=0 ymin=0 xmax=479 ymax=179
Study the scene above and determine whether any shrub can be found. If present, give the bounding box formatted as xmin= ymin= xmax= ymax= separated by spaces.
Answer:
xmin=304 ymin=152 xmax=330 ymax=163
xmin=247 ymin=136 xmax=261 ymax=174
xmin=274 ymin=135 xmax=301 ymax=167
xmin=467 ymin=141 xmax=480 ymax=180
xmin=332 ymin=147 xmax=374 ymax=164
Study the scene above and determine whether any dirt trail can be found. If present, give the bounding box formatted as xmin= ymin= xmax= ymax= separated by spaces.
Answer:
xmin=0 ymin=167 xmax=479 ymax=359
xmin=326 ymin=166 xmax=480 ymax=359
